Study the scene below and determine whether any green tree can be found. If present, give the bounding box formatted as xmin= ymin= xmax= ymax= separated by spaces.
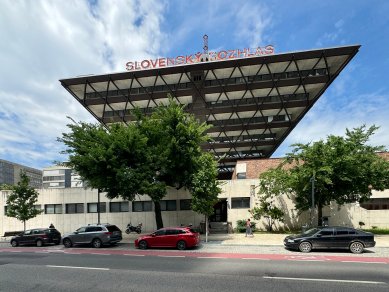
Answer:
xmin=0 ymin=183 xmax=13 ymax=190
xmin=250 ymin=168 xmax=286 ymax=231
xmin=5 ymin=171 xmax=42 ymax=231
xmin=259 ymin=125 xmax=389 ymax=226
xmin=190 ymin=152 xmax=221 ymax=238
xmin=59 ymin=98 xmax=219 ymax=229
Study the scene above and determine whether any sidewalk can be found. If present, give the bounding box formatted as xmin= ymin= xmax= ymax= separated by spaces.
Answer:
xmin=122 ymin=232 xmax=389 ymax=247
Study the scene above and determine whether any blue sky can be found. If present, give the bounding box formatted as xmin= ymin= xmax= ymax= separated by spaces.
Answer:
xmin=0 ymin=0 xmax=388 ymax=170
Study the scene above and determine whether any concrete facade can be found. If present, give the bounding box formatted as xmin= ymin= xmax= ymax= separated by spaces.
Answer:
xmin=1 ymin=180 xmax=389 ymax=236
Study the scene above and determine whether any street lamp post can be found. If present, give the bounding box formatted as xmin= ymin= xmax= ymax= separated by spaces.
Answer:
xmin=97 ymin=188 xmax=101 ymax=225
xmin=310 ymin=175 xmax=315 ymax=227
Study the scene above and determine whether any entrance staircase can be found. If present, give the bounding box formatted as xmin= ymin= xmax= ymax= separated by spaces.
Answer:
xmin=209 ymin=222 xmax=229 ymax=234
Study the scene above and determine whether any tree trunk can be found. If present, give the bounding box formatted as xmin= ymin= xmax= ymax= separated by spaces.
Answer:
xmin=154 ymin=201 xmax=163 ymax=229
xmin=317 ymin=202 xmax=323 ymax=226
xmin=23 ymin=220 xmax=26 ymax=232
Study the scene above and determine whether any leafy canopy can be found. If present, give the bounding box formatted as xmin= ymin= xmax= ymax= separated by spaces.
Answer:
xmin=58 ymin=98 xmax=221 ymax=228
xmin=6 ymin=171 xmax=42 ymax=230
xmin=257 ymin=125 xmax=389 ymax=225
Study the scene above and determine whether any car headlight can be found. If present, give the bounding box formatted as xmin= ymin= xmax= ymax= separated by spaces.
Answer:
xmin=287 ymin=239 xmax=295 ymax=243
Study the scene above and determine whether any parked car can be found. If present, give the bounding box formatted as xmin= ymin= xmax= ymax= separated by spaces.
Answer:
xmin=284 ymin=226 xmax=375 ymax=254
xmin=62 ymin=223 xmax=122 ymax=248
xmin=135 ymin=227 xmax=201 ymax=250
xmin=10 ymin=228 xmax=61 ymax=247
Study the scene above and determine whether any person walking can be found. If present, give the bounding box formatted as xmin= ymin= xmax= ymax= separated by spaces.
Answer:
xmin=245 ymin=218 xmax=252 ymax=237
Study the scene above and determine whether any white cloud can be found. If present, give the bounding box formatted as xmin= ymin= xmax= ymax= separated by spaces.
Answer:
xmin=273 ymin=90 xmax=389 ymax=157
xmin=0 ymin=0 xmax=166 ymax=169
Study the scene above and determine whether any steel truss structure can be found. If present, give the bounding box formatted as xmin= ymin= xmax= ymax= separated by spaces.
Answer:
xmin=60 ymin=45 xmax=359 ymax=178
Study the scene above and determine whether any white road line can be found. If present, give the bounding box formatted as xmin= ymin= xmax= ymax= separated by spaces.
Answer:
xmin=158 ymin=255 xmax=185 ymax=258
xmin=242 ymin=258 xmax=270 ymax=260
xmin=288 ymin=259 xmax=325 ymax=262
xmin=263 ymin=276 xmax=386 ymax=285
xmin=90 ymin=253 xmax=109 ymax=256
xmin=124 ymin=254 xmax=145 ymax=257
xmin=197 ymin=257 xmax=227 ymax=259
xmin=341 ymin=261 xmax=386 ymax=264
xmin=47 ymin=265 xmax=109 ymax=271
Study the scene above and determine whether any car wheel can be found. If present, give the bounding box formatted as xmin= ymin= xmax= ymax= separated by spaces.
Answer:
xmin=92 ymin=238 xmax=102 ymax=248
xmin=177 ymin=240 xmax=187 ymax=250
xmin=36 ymin=239 xmax=44 ymax=247
xmin=298 ymin=241 xmax=312 ymax=253
xmin=138 ymin=240 xmax=148 ymax=250
xmin=349 ymin=241 xmax=364 ymax=254
xmin=11 ymin=240 xmax=18 ymax=247
xmin=63 ymin=238 xmax=73 ymax=248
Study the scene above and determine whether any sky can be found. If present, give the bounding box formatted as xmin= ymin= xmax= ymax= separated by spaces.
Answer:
xmin=1 ymin=0 xmax=388 ymax=170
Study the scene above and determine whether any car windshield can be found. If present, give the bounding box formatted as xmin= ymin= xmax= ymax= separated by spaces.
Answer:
xmin=302 ymin=228 xmax=320 ymax=236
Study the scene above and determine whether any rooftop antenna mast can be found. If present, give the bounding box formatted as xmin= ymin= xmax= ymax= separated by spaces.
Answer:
xmin=202 ymin=34 xmax=209 ymax=61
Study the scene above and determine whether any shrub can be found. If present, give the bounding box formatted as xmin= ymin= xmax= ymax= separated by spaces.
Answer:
xmin=236 ymin=219 xmax=256 ymax=233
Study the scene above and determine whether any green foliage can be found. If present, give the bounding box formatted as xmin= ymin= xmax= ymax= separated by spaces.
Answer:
xmin=363 ymin=228 xmax=389 ymax=234
xmin=258 ymin=125 xmax=389 ymax=226
xmin=0 ymin=183 xmax=14 ymax=190
xmin=6 ymin=171 xmax=42 ymax=231
xmin=190 ymin=153 xmax=221 ymax=216
xmin=236 ymin=219 xmax=256 ymax=233
xmin=250 ymin=192 xmax=285 ymax=232
xmin=58 ymin=97 xmax=220 ymax=229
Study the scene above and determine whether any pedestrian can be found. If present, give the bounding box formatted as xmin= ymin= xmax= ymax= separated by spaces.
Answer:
xmin=49 ymin=223 xmax=55 ymax=229
xmin=245 ymin=218 xmax=252 ymax=237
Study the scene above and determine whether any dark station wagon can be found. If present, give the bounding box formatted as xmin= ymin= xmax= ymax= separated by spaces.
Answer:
xmin=10 ymin=228 xmax=61 ymax=247
xmin=284 ymin=226 xmax=375 ymax=254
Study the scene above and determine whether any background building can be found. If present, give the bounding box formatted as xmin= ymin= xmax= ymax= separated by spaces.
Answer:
xmin=0 ymin=159 xmax=42 ymax=188
xmin=42 ymin=166 xmax=85 ymax=189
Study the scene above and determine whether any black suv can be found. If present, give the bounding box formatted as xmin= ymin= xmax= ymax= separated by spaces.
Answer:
xmin=10 ymin=228 xmax=61 ymax=247
xmin=62 ymin=224 xmax=122 ymax=248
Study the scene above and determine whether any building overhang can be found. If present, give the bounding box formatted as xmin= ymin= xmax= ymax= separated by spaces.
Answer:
xmin=60 ymin=45 xmax=360 ymax=178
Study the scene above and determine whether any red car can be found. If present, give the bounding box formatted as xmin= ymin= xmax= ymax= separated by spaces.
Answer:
xmin=135 ymin=227 xmax=201 ymax=250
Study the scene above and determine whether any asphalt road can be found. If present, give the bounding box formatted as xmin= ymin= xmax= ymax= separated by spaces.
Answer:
xmin=0 ymin=251 xmax=388 ymax=292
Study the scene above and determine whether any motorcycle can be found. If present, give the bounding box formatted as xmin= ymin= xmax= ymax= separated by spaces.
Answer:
xmin=125 ymin=222 xmax=142 ymax=234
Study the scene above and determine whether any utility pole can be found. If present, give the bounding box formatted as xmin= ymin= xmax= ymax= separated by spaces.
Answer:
xmin=310 ymin=175 xmax=315 ymax=227
xmin=97 ymin=188 xmax=101 ymax=225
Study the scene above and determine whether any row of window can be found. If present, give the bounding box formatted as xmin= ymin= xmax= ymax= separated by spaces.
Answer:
xmin=85 ymin=68 xmax=327 ymax=100
xmin=3 ymin=198 xmax=251 ymax=215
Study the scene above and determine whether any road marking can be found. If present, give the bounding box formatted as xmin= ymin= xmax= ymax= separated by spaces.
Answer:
xmin=158 ymin=255 xmax=185 ymax=258
xmin=197 ymin=256 xmax=227 ymax=259
xmin=341 ymin=261 xmax=386 ymax=264
xmin=124 ymin=254 xmax=145 ymax=257
xmin=34 ymin=251 xmax=50 ymax=254
xmin=263 ymin=276 xmax=386 ymax=285
xmin=47 ymin=265 xmax=109 ymax=271
xmin=242 ymin=258 xmax=270 ymax=260
xmin=288 ymin=259 xmax=325 ymax=262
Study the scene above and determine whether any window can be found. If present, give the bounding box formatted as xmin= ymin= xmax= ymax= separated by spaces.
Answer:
xmin=154 ymin=229 xmax=166 ymax=236
xmin=110 ymin=201 xmax=129 ymax=212
xmin=160 ymin=200 xmax=177 ymax=211
xmin=180 ymin=199 xmax=192 ymax=210
xmin=166 ymin=229 xmax=180 ymax=235
xmin=318 ymin=229 xmax=334 ymax=236
xmin=85 ymin=226 xmax=103 ymax=232
xmin=336 ymin=229 xmax=349 ymax=236
xmin=66 ymin=203 xmax=84 ymax=214
xmin=45 ymin=204 xmax=62 ymax=214
xmin=133 ymin=201 xmax=153 ymax=212
xmin=231 ymin=197 xmax=250 ymax=209
xmin=87 ymin=202 xmax=106 ymax=213
xmin=4 ymin=206 xmax=8 ymax=215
